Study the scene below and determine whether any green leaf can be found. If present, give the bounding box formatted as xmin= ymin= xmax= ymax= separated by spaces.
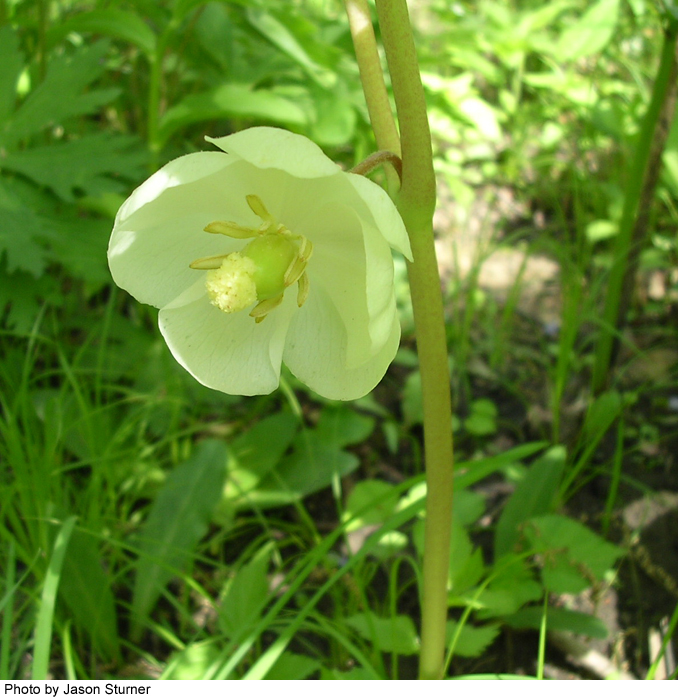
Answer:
xmin=157 ymin=84 xmax=307 ymax=147
xmin=345 ymin=612 xmax=419 ymax=655
xmin=1 ymin=41 xmax=115 ymax=149
xmin=132 ymin=441 xmax=227 ymax=631
xmin=0 ymin=178 xmax=47 ymax=275
xmin=0 ymin=27 xmax=22 ymax=125
xmin=225 ymin=412 xmax=299 ymax=506
xmin=250 ymin=432 xmax=359 ymax=508
xmin=314 ymin=406 xmax=374 ymax=449
xmin=56 ymin=527 xmax=120 ymax=662
xmin=506 ymin=605 xmax=608 ymax=638
xmin=464 ymin=398 xmax=498 ymax=437
xmin=265 ymin=652 xmax=320 ymax=680
xmin=246 ymin=8 xmax=332 ymax=87
xmin=494 ymin=446 xmax=566 ymax=558
xmin=556 ymin=0 xmax=620 ymax=61
xmin=344 ymin=480 xmax=399 ymax=530
xmin=165 ymin=641 xmax=222 ymax=680
xmin=473 ymin=558 xmax=543 ymax=619
xmin=1 ymin=133 xmax=145 ymax=202
xmin=48 ymin=9 xmax=157 ymax=56
xmin=446 ymin=621 xmax=500 ymax=658
xmin=218 ymin=545 xmax=271 ymax=640
xmin=523 ymin=514 xmax=625 ymax=594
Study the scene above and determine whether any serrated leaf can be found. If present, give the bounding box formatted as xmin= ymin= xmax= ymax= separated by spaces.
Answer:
xmin=523 ymin=514 xmax=625 ymax=594
xmin=0 ymin=179 xmax=47 ymax=275
xmin=1 ymin=133 xmax=145 ymax=201
xmin=49 ymin=9 xmax=157 ymax=56
xmin=132 ymin=440 xmax=227 ymax=631
xmin=494 ymin=446 xmax=566 ymax=558
xmin=446 ymin=621 xmax=500 ymax=658
xmin=0 ymin=27 xmax=22 ymax=125
xmin=345 ymin=612 xmax=419 ymax=655
xmin=157 ymin=83 xmax=307 ymax=147
xmin=1 ymin=41 xmax=114 ymax=149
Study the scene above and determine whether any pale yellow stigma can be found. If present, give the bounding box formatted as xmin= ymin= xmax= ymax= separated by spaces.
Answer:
xmin=205 ymin=253 xmax=257 ymax=313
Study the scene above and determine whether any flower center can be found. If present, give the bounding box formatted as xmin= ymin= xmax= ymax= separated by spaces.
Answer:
xmin=190 ymin=195 xmax=312 ymax=323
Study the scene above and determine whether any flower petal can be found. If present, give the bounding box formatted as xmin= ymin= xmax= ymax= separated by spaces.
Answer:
xmin=109 ymin=156 xmax=293 ymax=310
xmin=297 ymin=201 xmax=374 ymax=369
xmin=346 ymin=172 xmax=412 ymax=260
xmin=284 ymin=284 xmax=401 ymax=401
xmin=207 ymin=127 xmax=340 ymax=180
xmin=159 ymin=280 xmax=296 ymax=396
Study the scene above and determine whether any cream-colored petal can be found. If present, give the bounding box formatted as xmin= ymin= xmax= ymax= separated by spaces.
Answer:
xmin=159 ymin=280 xmax=296 ymax=396
xmin=284 ymin=285 xmax=401 ymax=401
xmin=298 ymin=201 xmax=374 ymax=369
xmin=207 ymin=127 xmax=340 ymax=180
xmin=109 ymin=157 xmax=287 ymax=310
xmin=346 ymin=172 xmax=412 ymax=260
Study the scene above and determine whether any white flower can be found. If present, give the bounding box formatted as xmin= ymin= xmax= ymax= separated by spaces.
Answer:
xmin=108 ymin=127 xmax=411 ymax=400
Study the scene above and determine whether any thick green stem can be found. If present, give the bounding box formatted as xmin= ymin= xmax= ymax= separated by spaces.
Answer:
xmin=373 ymin=0 xmax=454 ymax=680
xmin=591 ymin=15 xmax=678 ymax=394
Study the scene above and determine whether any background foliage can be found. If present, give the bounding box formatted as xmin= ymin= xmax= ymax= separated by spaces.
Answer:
xmin=1 ymin=0 xmax=677 ymax=681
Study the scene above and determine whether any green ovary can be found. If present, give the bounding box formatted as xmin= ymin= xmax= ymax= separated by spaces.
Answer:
xmin=243 ymin=234 xmax=297 ymax=301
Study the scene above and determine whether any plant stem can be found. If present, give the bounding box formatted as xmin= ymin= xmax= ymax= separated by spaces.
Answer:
xmin=373 ymin=0 xmax=454 ymax=680
xmin=591 ymin=14 xmax=678 ymax=394
xmin=345 ymin=0 xmax=401 ymax=194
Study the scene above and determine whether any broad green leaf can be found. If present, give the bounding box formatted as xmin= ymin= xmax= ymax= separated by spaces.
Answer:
xmin=464 ymin=398 xmax=498 ymax=436
xmin=157 ymin=83 xmax=307 ymax=147
xmin=225 ymin=412 xmax=299 ymax=505
xmin=309 ymin=87 xmax=356 ymax=147
xmin=446 ymin=621 xmax=500 ymax=658
xmin=250 ymin=432 xmax=359 ymax=508
xmin=132 ymin=440 xmax=227 ymax=630
xmin=0 ymin=27 xmax=22 ymax=125
xmin=56 ymin=527 xmax=120 ymax=662
xmin=506 ymin=605 xmax=608 ymax=638
xmin=345 ymin=612 xmax=419 ymax=655
xmin=556 ymin=0 xmax=620 ymax=61
xmin=218 ymin=545 xmax=271 ymax=640
xmin=1 ymin=133 xmax=145 ymax=202
xmin=524 ymin=514 xmax=625 ymax=594
xmin=1 ymin=41 xmax=115 ymax=149
xmin=48 ymin=9 xmax=157 ymax=56
xmin=494 ymin=446 xmax=566 ymax=558
xmin=314 ymin=406 xmax=374 ymax=449
xmin=344 ymin=480 xmax=399 ymax=530
xmin=165 ymin=641 xmax=221 ymax=680
xmin=265 ymin=652 xmax=320 ymax=680
xmin=321 ymin=667 xmax=375 ymax=680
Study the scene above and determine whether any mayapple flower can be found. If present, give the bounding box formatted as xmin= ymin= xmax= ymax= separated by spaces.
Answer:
xmin=108 ymin=127 xmax=411 ymax=400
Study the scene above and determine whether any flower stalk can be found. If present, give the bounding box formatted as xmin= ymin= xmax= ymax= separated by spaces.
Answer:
xmin=348 ymin=0 xmax=455 ymax=680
